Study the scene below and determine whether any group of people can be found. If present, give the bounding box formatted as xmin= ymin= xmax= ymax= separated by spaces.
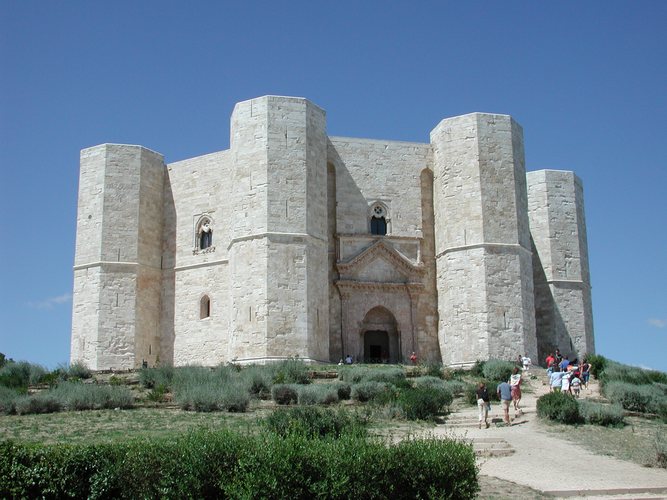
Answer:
xmin=476 ymin=349 xmax=591 ymax=428
xmin=546 ymin=351 xmax=590 ymax=397
xmin=476 ymin=366 xmax=524 ymax=428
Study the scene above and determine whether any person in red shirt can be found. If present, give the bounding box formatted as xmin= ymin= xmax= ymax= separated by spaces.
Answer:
xmin=409 ymin=351 xmax=417 ymax=365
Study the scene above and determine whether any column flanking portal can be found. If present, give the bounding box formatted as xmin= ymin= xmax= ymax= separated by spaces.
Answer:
xmin=71 ymin=144 xmax=165 ymax=370
xmin=228 ymin=96 xmax=329 ymax=363
xmin=431 ymin=113 xmax=537 ymax=366
xmin=527 ymin=170 xmax=594 ymax=361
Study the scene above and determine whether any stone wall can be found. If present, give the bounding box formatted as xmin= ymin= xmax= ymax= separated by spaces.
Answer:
xmin=527 ymin=170 xmax=595 ymax=361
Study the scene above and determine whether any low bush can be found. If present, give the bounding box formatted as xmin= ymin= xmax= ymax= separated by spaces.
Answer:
xmin=13 ymin=393 xmax=62 ymax=415
xmin=139 ymin=365 xmax=175 ymax=389
xmin=482 ymin=360 xmax=515 ymax=384
xmin=297 ymin=384 xmax=339 ymax=405
xmin=271 ymin=384 xmax=299 ymax=405
xmin=578 ymin=400 xmax=624 ymax=427
xmin=338 ymin=366 xmax=370 ymax=384
xmin=51 ymin=382 xmax=134 ymax=411
xmin=240 ymin=365 xmax=273 ymax=399
xmin=361 ymin=367 xmax=408 ymax=387
xmin=398 ymin=386 xmax=453 ymax=420
xmin=263 ymin=406 xmax=366 ymax=438
xmin=0 ymin=386 xmax=18 ymax=414
xmin=442 ymin=380 xmax=467 ymax=396
xmin=419 ymin=362 xmax=444 ymax=379
xmin=602 ymin=381 xmax=665 ymax=414
xmin=470 ymin=360 xmax=485 ymax=377
xmin=351 ymin=381 xmax=392 ymax=403
xmin=65 ymin=362 xmax=92 ymax=380
xmin=413 ymin=376 xmax=446 ymax=390
xmin=600 ymin=362 xmax=667 ymax=386
xmin=536 ymin=392 xmax=581 ymax=424
xmin=0 ymin=430 xmax=479 ymax=499
xmin=587 ymin=354 xmax=607 ymax=380
xmin=0 ymin=361 xmax=47 ymax=389
xmin=272 ymin=358 xmax=310 ymax=385
xmin=219 ymin=384 xmax=250 ymax=412
xmin=146 ymin=384 xmax=168 ymax=403
xmin=330 ymin=381 xmax=351 ymax=400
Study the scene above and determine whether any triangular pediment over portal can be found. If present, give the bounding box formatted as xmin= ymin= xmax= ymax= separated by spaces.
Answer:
xmin=336 ymin=240 xmax=425 ymax=283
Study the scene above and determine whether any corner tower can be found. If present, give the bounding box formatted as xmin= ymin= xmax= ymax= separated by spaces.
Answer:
xmin=227 ymin=96 xmax=329 ymax=362
xmin=527 ymin=170 xmax=594 ymax=360
xmin=70 ymin=144 xmax=165 ymax=369
xmin=431 ymin=113 xmax=537 ymax=366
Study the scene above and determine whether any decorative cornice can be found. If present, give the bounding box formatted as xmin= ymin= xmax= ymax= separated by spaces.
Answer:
xmin=335 ymin=280 xmax=424 ymax=297
xmin=337 ymin=240 xmax=425 ymax=279
xmin=436 ymin=242 xmax=531 ymax=259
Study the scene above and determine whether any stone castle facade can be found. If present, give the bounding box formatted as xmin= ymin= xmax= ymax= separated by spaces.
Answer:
xmin=70 ymin=95 xmax=594 ymax=370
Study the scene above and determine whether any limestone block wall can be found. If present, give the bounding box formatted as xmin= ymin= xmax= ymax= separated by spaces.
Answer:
xmin=228 ymin=96 xmax=329 ymax=363
xmin=328 ymin=137 xmax=430 ymax=237
xmin=431 ymin=113 xmax=537 ymax=366
xmin=71 ymin=144 xmax=164 ymax=369
xmin=165 ymin=150 xmax=233 ymax=366
xmin=527 ymin=170 xmax=595 ymax=361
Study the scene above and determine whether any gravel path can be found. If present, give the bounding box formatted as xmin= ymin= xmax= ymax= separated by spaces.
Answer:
xmin=416 ymin=369 xmax=667 ymax=498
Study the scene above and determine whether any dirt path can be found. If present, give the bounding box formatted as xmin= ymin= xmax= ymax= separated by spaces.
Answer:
xmin=415 ymin=369 xmax=667 ymax=498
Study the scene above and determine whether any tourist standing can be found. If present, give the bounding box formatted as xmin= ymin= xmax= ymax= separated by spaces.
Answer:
xmin=476 ymin=382 xmax=491 ymax=429
xmin=497 ymin=380 xmax=512 ymax=425
xmin=509 ymin=367 xmax=522 ymax=417
xmin=549 ymin=366 xmax=564 ymax=392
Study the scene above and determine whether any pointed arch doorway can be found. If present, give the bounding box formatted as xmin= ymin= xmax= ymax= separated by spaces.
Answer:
xmin=361 ymin=306 xmax=400 ymax=363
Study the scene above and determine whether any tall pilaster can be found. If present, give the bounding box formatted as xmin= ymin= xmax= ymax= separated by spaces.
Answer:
xmin=527 ymin=170 xmax=594 ymax=361
xmin=431 ymin=113 xmax=537 ymax=366
xmin=228 ymin=96 xmax=329 ymax=362
xmin=71 ymin=144 xmax=164 ymax=369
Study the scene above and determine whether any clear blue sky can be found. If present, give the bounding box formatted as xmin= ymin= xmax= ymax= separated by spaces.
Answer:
xmin=1 ymin=1 xmax=665 ymax=371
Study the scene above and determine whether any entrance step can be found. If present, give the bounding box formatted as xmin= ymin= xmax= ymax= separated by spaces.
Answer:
xmin=471 ymin=438 xmax=515 ymax=458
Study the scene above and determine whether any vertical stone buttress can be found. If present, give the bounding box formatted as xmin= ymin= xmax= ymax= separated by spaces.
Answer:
xmin=228 ymin=96 xmax=329 ymax=362
xmin=431 ymin=114 xmax=537 ymax=366
xmin=527 ymin=170 xmax=595 ymax=361
xmin=71 ymin=144 xmax=164 ymax=369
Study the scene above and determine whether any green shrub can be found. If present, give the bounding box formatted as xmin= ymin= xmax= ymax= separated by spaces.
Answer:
xmin=351 ymin=381 xmax=392 ymax=402
xmin=337 ymin=366 xmax=370 ymax=384
xmin=0 ymin=430 xmax=479 ymax=499
xmin=297 ymin=384 xmax=339 ymax=405
xmin=139 ymin=365 xmax=174 ymax=389
xmin=14 ymin=393 xmax=62 ymax=415
xmin=219 ymin=383 xmax=250 ymax=412
xmin=240 ymin=365 xmax=273 ymax=399
xmin=330 ymin=381 xmax=351 ymax=400
xmin=470 ymin=360 xmax=485 ymax=377
xmin=272 ymin=358 xmax=310 ymax=385
xmin=0 ymin=361 xmax=47 ymax=389
xmin=413 ymin=376 xmax=446 ymax=390
xmin=50 ymin=382 xmax=134 ymax=411
xmin=578 ymin=400 xmax=624 ymax=427
xmin=482 ymin=360 xmax=515 ymax=383
xmin=442 ymin=380 xmax=467 ymax=396
xmin=602 ymin=381 xmax=664 ymax=414
xmin=263 ymin=406 xmax=366 ymax=439
xmin=271 ymin=384 xmax=299 ymax=405
xmin=600 ymin=362 xmax=667 ymax=386
xmin=66 ymin=362 xmax=92 ymax=380
xmin=536 ymin=392 xmax=581 ymax=424
xmin=146 ymin=384 xmax=168 ymax=403
xmin=419 ymin=362 xmax=444 ymax=379
xmin=398 ymin=386 xmax=453 ymax=420
xmin=175 ymin=381 xmax=222 ymax=412
xmin=361 ymin=367 xmax=408 ymax=387
xmin=0 ymin=386 xmax=18 ymax=414
xmin=587 ymin=354 xmax=607 ymax=379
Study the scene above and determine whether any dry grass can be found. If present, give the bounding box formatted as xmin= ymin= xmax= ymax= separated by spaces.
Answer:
xmin=544 ymin=414 xmax=667 ymax=468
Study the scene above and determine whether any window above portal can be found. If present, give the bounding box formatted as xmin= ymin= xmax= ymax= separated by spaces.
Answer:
xmin=193 ymin=214 xmax=215 ymax=255
xmin=369 ymin=202 xmax=389 ymax=236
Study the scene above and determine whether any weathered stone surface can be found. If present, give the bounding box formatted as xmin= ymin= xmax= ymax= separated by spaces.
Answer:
xmin=70 ymin=96 xmax=595 ymax=369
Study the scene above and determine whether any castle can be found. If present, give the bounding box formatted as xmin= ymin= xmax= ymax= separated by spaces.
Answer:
xmin=70 ymin=95 xmax=595 ymax=370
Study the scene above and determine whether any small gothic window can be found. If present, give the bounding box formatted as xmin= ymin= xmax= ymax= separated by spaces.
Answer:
xmin=200 ymin=295 xmax=211 ymax=319
xmin=200 ymin=220 xmax=213 ymax=249
xmin=195 ymin=216 xmax=214 ymax=253
xmin=370 ymin=204 xmax=387 ymax=236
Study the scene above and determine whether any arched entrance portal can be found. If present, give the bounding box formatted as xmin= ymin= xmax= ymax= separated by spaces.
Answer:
xmin=361 ymin=306 xmax=400 ymax=363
